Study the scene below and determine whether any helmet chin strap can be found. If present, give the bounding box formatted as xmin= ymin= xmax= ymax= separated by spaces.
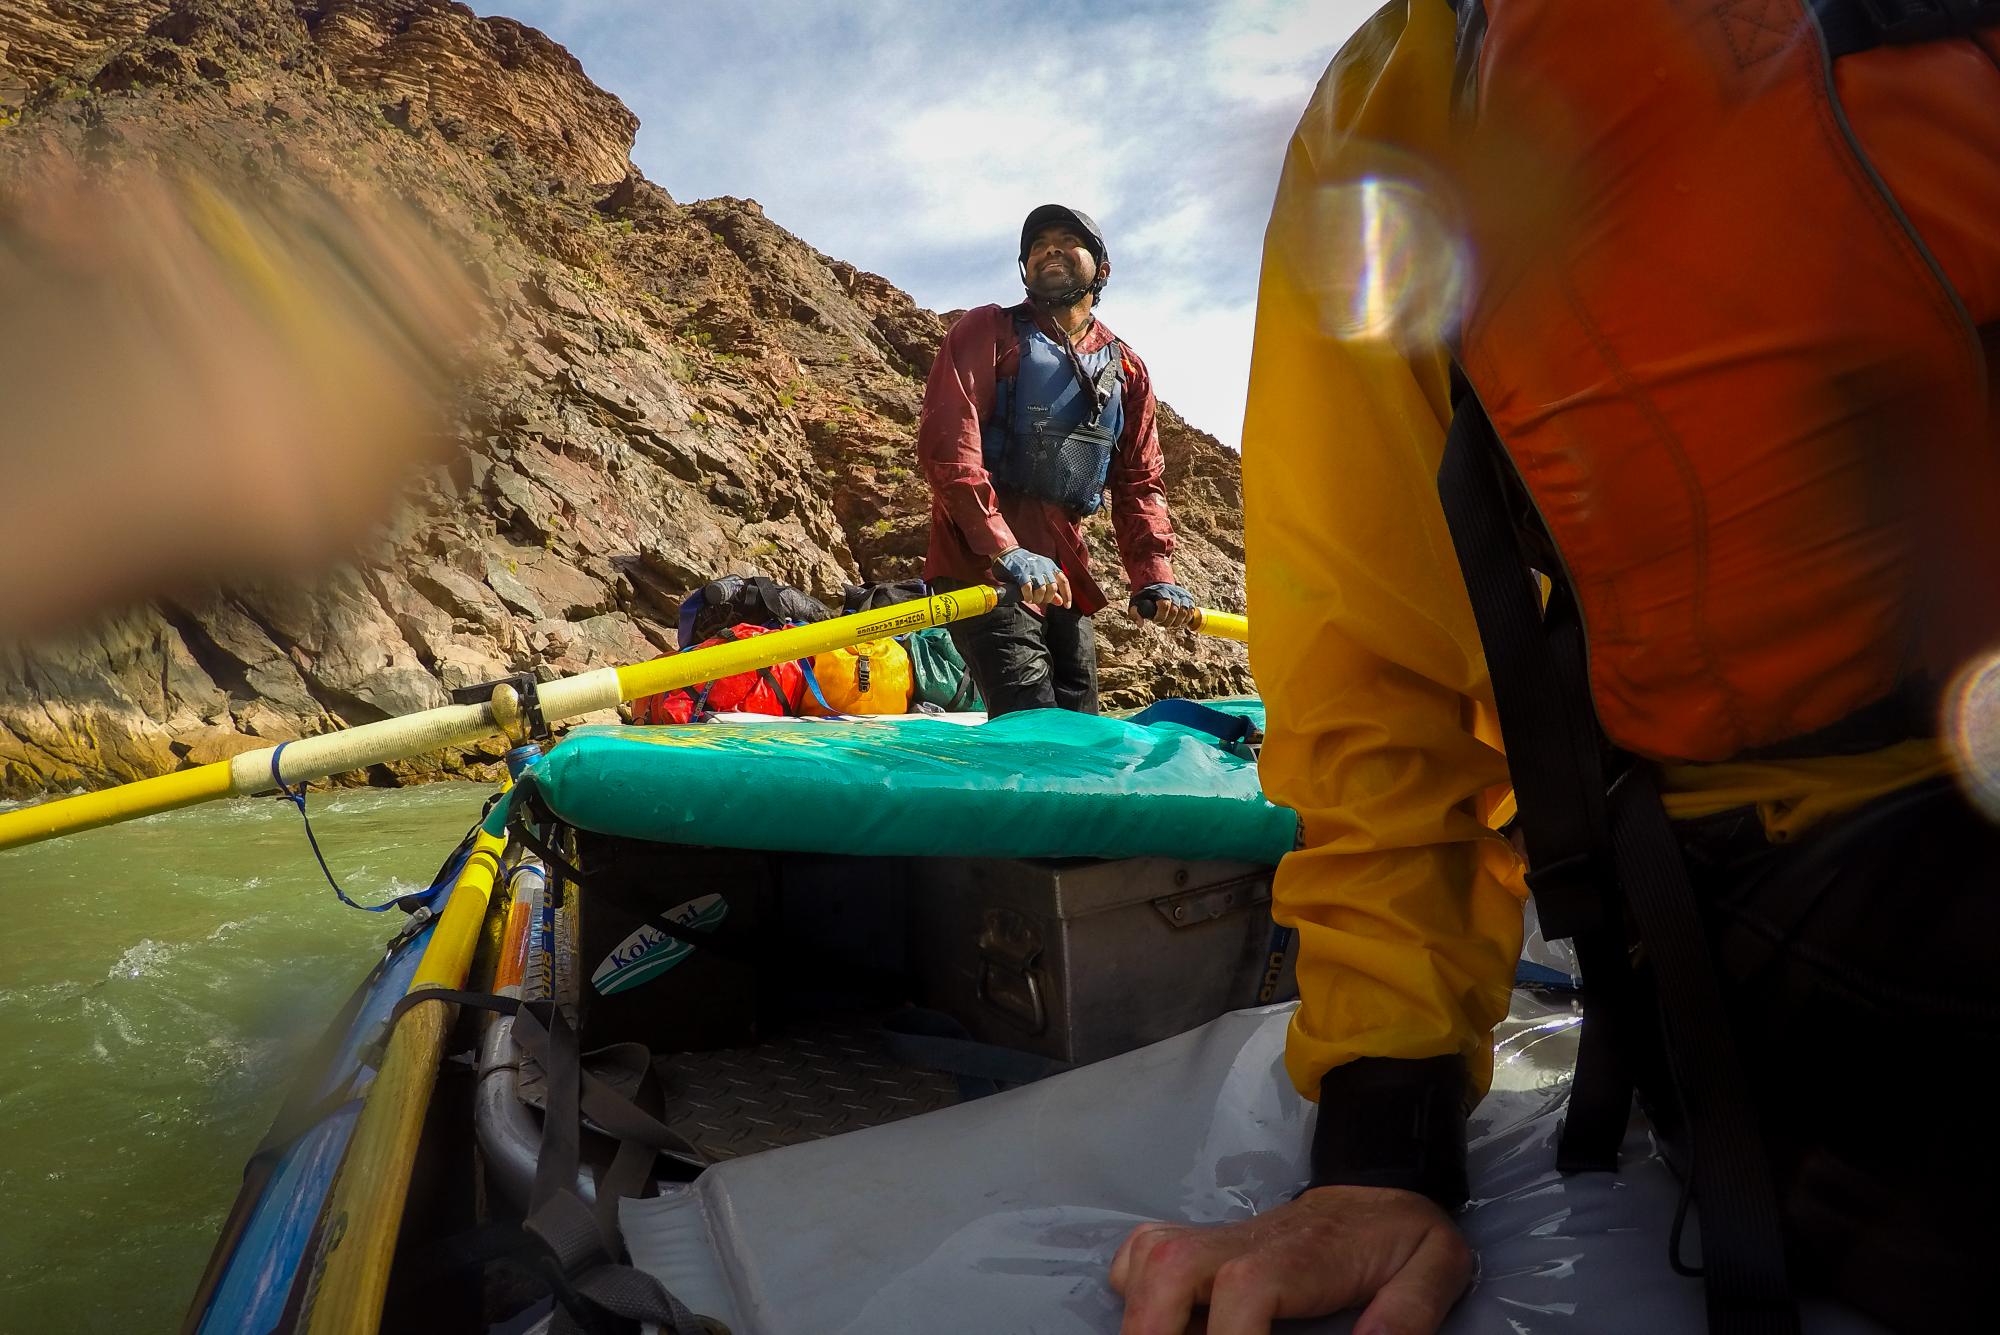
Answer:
xmin=1018 ymin=259 xmax=1104 ymax=311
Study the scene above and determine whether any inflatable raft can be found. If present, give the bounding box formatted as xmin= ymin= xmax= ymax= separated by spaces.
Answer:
xmin=183 ymin=701 xmax=1883 ymax=1334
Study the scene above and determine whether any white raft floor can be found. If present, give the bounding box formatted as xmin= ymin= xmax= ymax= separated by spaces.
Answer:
xmin=619 ymin=994 xmax=1887 ymax=1334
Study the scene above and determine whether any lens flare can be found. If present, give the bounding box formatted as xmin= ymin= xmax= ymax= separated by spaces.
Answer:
xmin=1277 ymin=174 xmax=1468 ymax=347
xmin=1944 ymin=650 xmax=2000 ymax=823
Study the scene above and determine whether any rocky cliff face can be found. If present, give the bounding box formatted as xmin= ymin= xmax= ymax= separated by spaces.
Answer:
xmin=0 ymin=0 xmax=1250 ymax=797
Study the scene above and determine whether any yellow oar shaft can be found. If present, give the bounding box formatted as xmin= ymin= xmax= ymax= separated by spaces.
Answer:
xmin=300 ymin=820 xmax=510 ymax=1334
xmin=0 ymin=587 xmax=1003 ymax=853
xmin=0 ymin=761 xmax=236 ymax=848
xmin=613 ymin=585 xmax=997 ymax=700
xmin=1193 ymin=609 xmax=1248 ymax=642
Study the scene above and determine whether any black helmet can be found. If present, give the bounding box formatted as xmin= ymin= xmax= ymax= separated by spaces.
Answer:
xmin=1019 ymin=203 xmax=1107 ymax=267
xmin=1018 ymin=203 xmax=1109 ymax=304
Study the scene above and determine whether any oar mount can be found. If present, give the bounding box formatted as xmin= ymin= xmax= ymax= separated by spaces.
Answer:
xmin=451 ymin=672 xmax=549 ymax=745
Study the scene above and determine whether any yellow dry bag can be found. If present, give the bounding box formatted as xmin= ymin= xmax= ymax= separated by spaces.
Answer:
xmin=800 ymin=638 xmax=913 ymax=716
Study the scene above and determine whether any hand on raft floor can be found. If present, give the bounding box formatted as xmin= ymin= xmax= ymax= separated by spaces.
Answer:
xmin=1109 ymin=1185 xmax=1473 ymax=1335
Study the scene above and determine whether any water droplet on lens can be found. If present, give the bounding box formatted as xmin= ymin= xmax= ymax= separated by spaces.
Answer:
xmin=1279 ymin=174 xmax=1468 ymax=348
xmin=1943 ymin=650 xmax=2000 ymax=822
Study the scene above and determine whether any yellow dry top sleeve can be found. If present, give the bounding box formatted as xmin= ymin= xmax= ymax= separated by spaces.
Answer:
xmin=1244 ymin=0 xmax=1527 ymax=1103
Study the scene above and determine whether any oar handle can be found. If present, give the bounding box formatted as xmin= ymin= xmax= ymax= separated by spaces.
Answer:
xmin=1133 ymin=596 xmax=1249 ymax=643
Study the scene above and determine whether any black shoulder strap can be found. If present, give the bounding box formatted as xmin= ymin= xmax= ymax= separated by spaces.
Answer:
xmin=1810 ymin=0 xmax=2000 ymax=57
xmin=755 ymin=665 xmax=791 ymax=713
xmin=1088 ymin=349 xmax=1123 ymax=424
xmin=1437 ymin=386 xmax=1800 ymax=1335
xmin=1435 ymin=388 xmax=1631 ymax=1168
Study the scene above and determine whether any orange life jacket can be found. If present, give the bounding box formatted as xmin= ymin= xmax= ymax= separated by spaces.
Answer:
xmin=1456 ymin=0 xmax=2000 ymax=762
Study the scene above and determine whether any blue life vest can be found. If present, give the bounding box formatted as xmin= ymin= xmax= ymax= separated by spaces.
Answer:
xmin=980 ymin=309 xmax=1126 ymax=517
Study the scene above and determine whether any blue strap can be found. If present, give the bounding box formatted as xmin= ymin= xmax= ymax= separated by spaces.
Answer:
xmin=1514 ymin=959 xmax=1582 ymax=991
xmin=880 ymin=1008 xmax=1072 ymax=1101
xmin=676 ymin=589 xmax=705 ymax=650
xmin=1127 ymin=698 xmax=1253 ymax=746
xmin=798 ymin=657 xmax=845 ymax=718
xmin=270 ymin=743 xmax=405 ymax=913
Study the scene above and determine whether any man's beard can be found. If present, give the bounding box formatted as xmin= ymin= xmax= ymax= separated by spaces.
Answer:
xmin=1029 ymin=259 xmax=1089 ymax=302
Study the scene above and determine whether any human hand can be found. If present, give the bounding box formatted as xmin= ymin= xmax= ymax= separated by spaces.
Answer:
xmin=1128 ymin=582 xmax=1198 ymax=631
xmin=0 ymin=156 xmax=483 ymax=637
xmin=991 ymin=546 xmax=1072 ymax=607
xmin=1109 ymin=1185 xmax=1472 ymax=1335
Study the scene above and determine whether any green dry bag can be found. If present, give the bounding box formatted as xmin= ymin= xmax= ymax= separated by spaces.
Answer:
xmin=906 ymin=627 xmax=983 ymax=713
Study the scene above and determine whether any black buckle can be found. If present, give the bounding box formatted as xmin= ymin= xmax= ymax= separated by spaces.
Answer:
xmin=450 ymin=671 xmax=550 ymax=741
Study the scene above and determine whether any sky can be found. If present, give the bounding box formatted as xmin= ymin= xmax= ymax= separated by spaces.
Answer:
xmin=477 ymin=1 xmax=1377 ymax=448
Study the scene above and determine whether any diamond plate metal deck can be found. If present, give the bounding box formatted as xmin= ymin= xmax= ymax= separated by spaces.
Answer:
xmin=655 ymin=1019 xmax=962 ymax=1161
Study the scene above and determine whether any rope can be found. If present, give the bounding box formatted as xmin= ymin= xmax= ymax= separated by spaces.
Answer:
xmin=270 ymin=742 xmax=414 ymax=913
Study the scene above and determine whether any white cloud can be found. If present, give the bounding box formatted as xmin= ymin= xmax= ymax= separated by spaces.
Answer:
xmin=477 ymin=2 xmax=1372 ymax=449
xmin=1203 ymin=0 xmax=1377 ymax=106
xmin=890 ymin=98 xmax=1118 ymax=244
xmin=1110 ymin=290 xmax=1261 ymax=447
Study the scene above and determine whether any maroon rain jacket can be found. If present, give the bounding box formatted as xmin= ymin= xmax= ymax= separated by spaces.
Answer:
xmin=918 ymin=302 xmax=1177 ymax=616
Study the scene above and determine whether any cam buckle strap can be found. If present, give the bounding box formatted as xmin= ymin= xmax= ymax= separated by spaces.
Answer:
xmin=1125 ymin=697 xmax=1255 ymax=747
xmin=514 ymin=995 xmax=707 ymax=1335
xmin=527 ymin=1191 xmax=704 ymax=1335
xmin=1554 ymin=926 xmax=1634 ymax=1174
xmin=1436 ymin=340 xmax=1796 ymax=1329
xmin=366 ymin=987 xmax=711 ymax=1333
xmin=1436 ymin=399 xmax=1617 ymax=927
xmin=506 ymin=1002 xmax=708 ymax=1173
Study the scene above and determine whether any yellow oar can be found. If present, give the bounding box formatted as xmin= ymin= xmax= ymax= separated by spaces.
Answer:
xmin=0 ymin=585 xmax=1006 ymax=854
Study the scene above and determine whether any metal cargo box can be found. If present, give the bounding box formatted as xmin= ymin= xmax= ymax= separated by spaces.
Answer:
xmin=910 ymin=856 xmax=1298 ymax=1065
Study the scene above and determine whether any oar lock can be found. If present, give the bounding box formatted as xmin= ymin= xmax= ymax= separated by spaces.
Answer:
xmin=451 ymin=672 xmax=552 ymax=746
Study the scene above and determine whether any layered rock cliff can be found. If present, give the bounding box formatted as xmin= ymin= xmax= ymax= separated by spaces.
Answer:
xmin=0 ymin=0 xmax=1250 ymax=796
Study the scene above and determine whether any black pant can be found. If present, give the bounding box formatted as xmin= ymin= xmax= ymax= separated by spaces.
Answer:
xmin=1664 ymin=780 xmax=2000 ymax=1333
xmin=939 ymin=582 xmax=1098 ymax=716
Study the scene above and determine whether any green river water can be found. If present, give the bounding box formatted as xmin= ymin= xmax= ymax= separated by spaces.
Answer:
xmin=0 ymin=782 xmax=494 ymax=1334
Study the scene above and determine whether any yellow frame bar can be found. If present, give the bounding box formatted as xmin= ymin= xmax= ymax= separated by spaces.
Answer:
xmin=298 ymin=819 xmax=509 ymax=1335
